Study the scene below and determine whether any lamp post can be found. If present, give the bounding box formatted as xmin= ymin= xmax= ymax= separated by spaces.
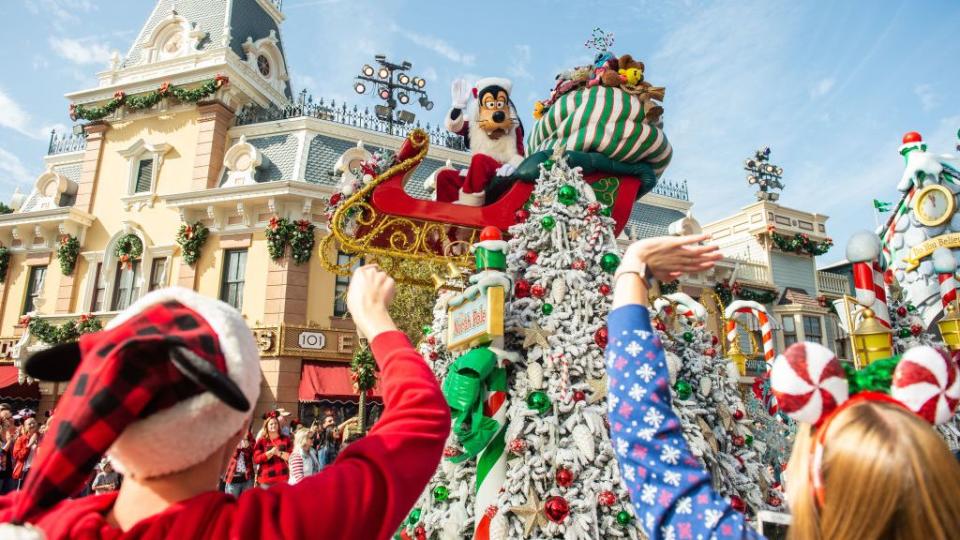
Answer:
xmin=851 ymin=308 xmax=894 ymax=367
xmin=938 ymin=302 xmax=960 ymax=351
xmin=353 ymin=55 xmax=433 ymax=134
xmin=744 ymin=146 xmax=784 ymax=202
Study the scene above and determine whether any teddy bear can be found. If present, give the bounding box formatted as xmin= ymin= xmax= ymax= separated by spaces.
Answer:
xmin=616 ymin=54 xmax=645 ymax=86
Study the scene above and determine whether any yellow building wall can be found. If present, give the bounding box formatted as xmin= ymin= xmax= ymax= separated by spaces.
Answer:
xmin=1 ymin=254 xmax=32 ymax=334
xmin=306 ymin=233 xmax=337 ymax=325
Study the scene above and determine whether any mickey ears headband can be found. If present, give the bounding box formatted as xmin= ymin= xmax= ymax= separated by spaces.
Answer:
xmin=771 ymin=342 xmax=960 ymax=426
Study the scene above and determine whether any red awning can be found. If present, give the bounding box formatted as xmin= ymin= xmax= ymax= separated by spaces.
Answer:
xmin=0 ymin=365 xmax=39 ymax=402
xmin=299 ymin=362 xmax=381 ymax=401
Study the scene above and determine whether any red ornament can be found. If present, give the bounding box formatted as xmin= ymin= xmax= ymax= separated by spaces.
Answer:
xmin=508 ymin=438 xmax=527 ymax=455
xmin=597 ymin=490 xmax=617 ymax=506
xmin=572 ymin=390 xmax=586 ymax=402
xmin=902 ymin=131 xmax=923 ymax=144
xmin=897 ymin=306 xmax=908 ymax=317
xmin=479 ymin=226 xmax=502 ymax=242
xmin=732 ymin=435 xmax=745 ymax=447
xmin=524 ymin=250 xmax=539 ymax=265
xmin=414 ymin=525 xmax=426 ymax=540
xmin=733 ymin=409 xmax=745 ymax=420
xmin=443 ymin=446 xmax=462 ymax=458
xmin=768 ymin=495 xmax=782 ymax=508
xmin=572 ymin=259 xmax=586 ymax=270
xmin=543 ymin=496 xmax=570 ymax=523
xmin=730 ymin=496 xmax=746 ymax=513
xmin=911 ymin=324 xmax=923 ymax=336
xmin=515 ymin=279 xmax=531 ymax=298
xmin=427 ymin=335 xmax=436 ymax=346
xmin=594 ymin=327 xmax=608 ymax=348
xmin=705 ymin=347 xmax=716 ymax=357
xmin=599 ymin=283 xmax=611 ymax=295
xmin=555 ymin=467 xmax=575 ymax=487
xmin=531 ymin=284 xmax=546 ymax=298
xmin=515 ymin=209 xmax=530 ymax=222
xmin=587 ymin=202 xmax=601 ymax=214
xmin=329 ymin=193 xmax=342 ymax=206
xmin=429 ymin=351 xmax=439 ymax=360
xmin=654 ymin=319 xmax=666 ymax=332
xmin=711 ymin=335 xmax=719 ymax=346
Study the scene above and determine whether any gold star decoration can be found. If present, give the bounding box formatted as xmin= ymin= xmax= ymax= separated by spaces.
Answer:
xmin=522 ymin=321 xmax=554 ymax=349
xmin=587 ymin=374 xmax=609 ymax=404
xmin=508 ymin=487 xmax=548 ymax=536
xmin=567 ymin=227 xmax=581 ymax=241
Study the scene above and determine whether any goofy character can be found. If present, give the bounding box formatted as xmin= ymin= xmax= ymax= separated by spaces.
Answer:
xmin=428 ymin=77 xmax=525 ymax=206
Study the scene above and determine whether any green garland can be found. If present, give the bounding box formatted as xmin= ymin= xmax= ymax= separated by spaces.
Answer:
xmin=176 ymin=221 xmax=210 ymax=266
xmin=715 ymin=282 xmax=778 ymax=306
xmin=290 ymin=219 xmax=316 ymax=265
xmin=22 ymin=314 xmax=103 ymax=345
xmin=0 ymin=247 xmax=8 ymax=284
xmin=266 ymin=217 xmax=293 ymax=260
xmin=70 ymin=75 xmax=229 ymax=122
xmin=350 ymin=343 xmax=378 ymax=393
xmin=114 ymin=234 xmax=143 ymax=269
xmin=57 ymin=234 xmax=81 ymax=275
xmin=659 ymin=280 xmax=680 ymax=294
xmin=767 ymin=227 xmax=833 ymax=256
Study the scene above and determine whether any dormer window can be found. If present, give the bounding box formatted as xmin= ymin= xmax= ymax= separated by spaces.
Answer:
xmin=257 ymin=55 xmax=271 ymax=78
xmin=119 ymin=140 xmax=171 ymax=210
xmin=140 ymin=13 xmax=206 ymax=64
xmin=159 ymin=30 xmax=184 ymax=60
xmin=241 ymin=32 xmax=288 ymax=95
xmin=134 ymin=158 xmax=154 ymax=193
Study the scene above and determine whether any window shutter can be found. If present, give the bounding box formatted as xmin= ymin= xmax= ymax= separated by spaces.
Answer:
xmin=135 ymin=159 xmax=154 ymax=193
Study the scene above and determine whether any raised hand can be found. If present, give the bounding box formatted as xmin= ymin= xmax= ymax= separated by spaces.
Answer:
xmin=624 ymin=234 xmax=722 ymax=281
xmin=346 ymin=265 xmax=398 ymax=339
xmin=450 ymin=79 xmax=472 ymax=109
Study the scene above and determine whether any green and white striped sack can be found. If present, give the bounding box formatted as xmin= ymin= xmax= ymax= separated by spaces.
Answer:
xmin=528 ymin=86 xmax=672 ymax=178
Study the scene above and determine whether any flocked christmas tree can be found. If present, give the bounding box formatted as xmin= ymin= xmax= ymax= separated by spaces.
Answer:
xmin=650 ymin=306 xmax=784 ymax=514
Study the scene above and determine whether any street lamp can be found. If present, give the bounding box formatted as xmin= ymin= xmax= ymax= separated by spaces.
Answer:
xmin=353 ymin=54 xmax=433 ymax=131
xmin=744 ymin=146 xmax=785 ymax=202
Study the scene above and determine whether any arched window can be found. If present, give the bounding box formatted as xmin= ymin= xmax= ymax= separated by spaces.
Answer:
xmin=84 ymin=226 xmax=172 ymax=313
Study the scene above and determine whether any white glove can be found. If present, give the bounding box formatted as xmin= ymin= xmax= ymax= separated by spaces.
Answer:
xmin=496 ymin=163 xmax=516 ymax=177
xmin=451 ymin=79 xmax=472 ymax=109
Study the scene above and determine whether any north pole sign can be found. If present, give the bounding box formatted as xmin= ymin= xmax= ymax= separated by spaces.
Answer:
xmin=447 ymin=286 xmax=505 ymax=352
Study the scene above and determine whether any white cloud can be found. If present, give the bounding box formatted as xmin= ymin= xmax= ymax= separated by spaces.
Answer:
xmin=49 ymin=36 xmax=113 ymax=66
xmin=508 ymin=44 xmax=534 ymax=81
xmin=810 ymin=78 xmax=835 ymax=98
xmin=25 ymin=0 xmax=95 ymax=26
xmin=0 ymin=148 xmax=35 ymax=190
xmin=914 ymin=84 xmax=939 ymax=112
xmin=0 ymin=88 xmax=43 ymax=140
xmin=394 ymin=26 xmax=476 ymax=66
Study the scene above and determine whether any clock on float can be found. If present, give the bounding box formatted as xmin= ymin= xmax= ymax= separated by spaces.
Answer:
xmin=913 ymin=184 xmax=956 ymax=227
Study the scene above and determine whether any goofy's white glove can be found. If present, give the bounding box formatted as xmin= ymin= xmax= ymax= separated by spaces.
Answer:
xmin=450 ymin=79 xmax=472 ymax=110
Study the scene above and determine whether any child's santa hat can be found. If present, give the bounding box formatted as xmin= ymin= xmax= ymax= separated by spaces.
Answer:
xmin=3 ymin=287 xmax=260 ymax=531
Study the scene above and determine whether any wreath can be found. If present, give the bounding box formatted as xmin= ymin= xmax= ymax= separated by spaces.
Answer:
xmin=266 ymin=217 xmax=293 ymax=261
xmin=57 ymin=234 xmax=81 ymax=275
xmin=290 ymin=219 xmax=316 ymax=265
xmin=766 ymin=226 xmax=833 ymax=256
xmin=176 ymin=221 xmax=210 ymax=266
xmin=0 ymin=247 xmax=9 ymax=284
xmin=114 ymin=234 xmax=143 ymax=269
xmin=350 ymin=344 xmax=378 ymax=393
xmin=715 ymin=282 xmax=778 ymax=306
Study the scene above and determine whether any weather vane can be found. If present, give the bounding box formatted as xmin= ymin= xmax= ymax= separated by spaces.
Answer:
xmin=744 ymin=146 xmax=784 ymax=202
xmin=584 ymin=27 xmax=615 ymax=52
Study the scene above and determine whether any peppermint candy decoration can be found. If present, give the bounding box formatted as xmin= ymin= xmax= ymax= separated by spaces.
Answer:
xmin=770 ymin=342 xmax=848 ymax=425
xmin=891 ymin=346 xmax=960 ymax=425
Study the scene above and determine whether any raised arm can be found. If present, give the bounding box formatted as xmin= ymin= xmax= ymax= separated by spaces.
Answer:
xmin=237 ymin=265 xmax=450 ymax=540
xmin=605 ymin=236 xmax=762 ymax=540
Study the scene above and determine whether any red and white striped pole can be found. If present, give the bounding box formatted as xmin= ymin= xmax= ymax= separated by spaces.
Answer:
xmin=847 ymin=231 xmax=889 ymax=327
xmin=933 ymin=248 xmax=958 ymax=311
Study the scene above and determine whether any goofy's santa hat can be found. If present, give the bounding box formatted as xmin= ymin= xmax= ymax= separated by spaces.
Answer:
xmin=0 ymin=288 xmax=260 ymax=537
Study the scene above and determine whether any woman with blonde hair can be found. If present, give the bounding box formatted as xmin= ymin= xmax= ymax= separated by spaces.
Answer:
xmin=288 ymin=427 xmax=321 ymax=485
xmin=252 ymin=414 xmax=291 ymax=488
xmin=604 ymin=234 xmax=960 ymax=539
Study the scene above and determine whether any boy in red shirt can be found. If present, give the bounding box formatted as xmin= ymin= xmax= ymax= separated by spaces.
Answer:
xmin=0 ymin=266 xmax=449 ymax=540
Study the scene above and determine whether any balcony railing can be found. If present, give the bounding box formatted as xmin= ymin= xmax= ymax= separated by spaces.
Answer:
xmin=235 ymin=93 xmax=467 ymax=152
xmin=47 ymin=129 xmax=86 ymax=155
xmin=734 ymin=260 xmax=772 ymax=285
xmin=817 ymin=271 xmax=850 ymax=296
xmin=651 ymin=178 xmax=689 ymax=201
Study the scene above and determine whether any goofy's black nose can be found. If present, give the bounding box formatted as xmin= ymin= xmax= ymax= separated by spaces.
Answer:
xmin=492 ymin=111 xmax=506 ymax=123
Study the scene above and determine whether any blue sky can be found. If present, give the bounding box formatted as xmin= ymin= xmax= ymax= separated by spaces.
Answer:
xmin=1 ymin=0 xmax=958 ymax=265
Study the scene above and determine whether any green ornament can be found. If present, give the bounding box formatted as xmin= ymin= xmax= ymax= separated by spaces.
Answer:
xmin=600 ymin=206 xmax=613 ymax=217
xmin=557 ymin=184 xmax=579 ymax=206
xmin=616 ymin=510 xmax=633 ymax=526
xmin=422 ymin=325 xmax=432 ymax=336
xmin=542 ymin=303 xmax=554 ymax=315
xmin=526 ymin=390 xmax=552 ymax=414
xmin=541 ymin=215 xmax=556 ymax=231
xmin=524 ymin=202 xmax=532 ymax=211
xmin=600 ymin=253 xmax=620 ymax=273
xmin=907 ymin=304 xmax=917 ymax=313
xmin=674 ymin=379 xmax=692 ymax=400
xmin=682 ymin=331 xmax=694 ymax=343
xmin=433 ymin=485 xmax=449 ymax=501
xmin=543 ymin=159 xmax=555 ymax=170
xmin=899 ymin=327 xmax=911 ymax=339
xmin=745 ymin=434 xmax=754 ymax=446
xmin=408 ymin=508 xmax=422 ymax=525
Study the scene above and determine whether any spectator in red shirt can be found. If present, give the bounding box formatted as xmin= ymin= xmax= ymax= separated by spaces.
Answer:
xmin=253 ymin=415 xmax=292 ymax=487
xmin=0 ymin=407 xmax=16 ymax=494
xmin=12 ymin=414 xmax=39 ymax=489
xmin=223 ymin=430 xmax=254 ymax=497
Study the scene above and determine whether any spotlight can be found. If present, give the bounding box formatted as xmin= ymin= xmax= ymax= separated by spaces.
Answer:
xmin=361 ymin=64 xmax=374 ymax=77
xmin=397 ymin=110 xmax=416 ymax=124
xmin=378 ymin=67 xmax=390 ymax=79
xmin=375 ymin=105 xmax=393 ymax=121
xmin=398 ymin=92 xmax=409 ymax=105
xmin=354 ymin=82 xmax=366 ymax=94
xmin=398 ymin=73 xmax=410 ymax=85
xmin=379 ymin=87 xmax=390 ymax=100
xmin=419 ymin=96 xmax=433 ymax=110
xmin=416 ymin=77 xmax=426 ymax=89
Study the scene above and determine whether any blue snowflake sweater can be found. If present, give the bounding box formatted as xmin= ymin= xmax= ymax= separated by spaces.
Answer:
xmin=606 ymin=305 xmax=764 ymax=540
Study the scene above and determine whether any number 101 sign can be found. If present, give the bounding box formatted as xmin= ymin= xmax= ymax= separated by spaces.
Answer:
xmin=446 ymin=285 xmax=505 ymax=352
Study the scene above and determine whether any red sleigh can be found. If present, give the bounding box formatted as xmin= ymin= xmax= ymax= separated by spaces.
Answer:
xmin=321 ymin=129 xmax=656 ymax=275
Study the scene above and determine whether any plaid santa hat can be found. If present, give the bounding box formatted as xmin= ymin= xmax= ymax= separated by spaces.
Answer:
xmin=2 ymin=287 xmax=261 ymax=532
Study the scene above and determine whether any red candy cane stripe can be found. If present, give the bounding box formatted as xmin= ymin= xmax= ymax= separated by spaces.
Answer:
xmin=939 ymin=272 xmax=958 ymax=309
xmin=872 ymin=262 xmax=890 ymax=327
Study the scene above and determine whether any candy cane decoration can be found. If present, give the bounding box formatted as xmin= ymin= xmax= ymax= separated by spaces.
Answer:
xmin=473 ymin=347 xmax=513 ymax=540
xmin=724 ymin=300 xmax=775 ymax=362
xmin=652 ymin=293 xmax=708 ymax=326
xmin=847 ymin=231 xmax=891 ymax=327
xmin=933 ymin=248 xmax=958 ymax=310
xmin=872 ymin=262 xmax=890 ymax=327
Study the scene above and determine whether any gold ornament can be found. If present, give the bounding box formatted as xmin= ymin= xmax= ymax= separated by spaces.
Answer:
xmin=508 ymin=487 xmax=547 ymax=536
xmin=522 ymin=321 xmax=554 ymax=349
xmin=587 ymin=374 xmax=609 ymax=404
